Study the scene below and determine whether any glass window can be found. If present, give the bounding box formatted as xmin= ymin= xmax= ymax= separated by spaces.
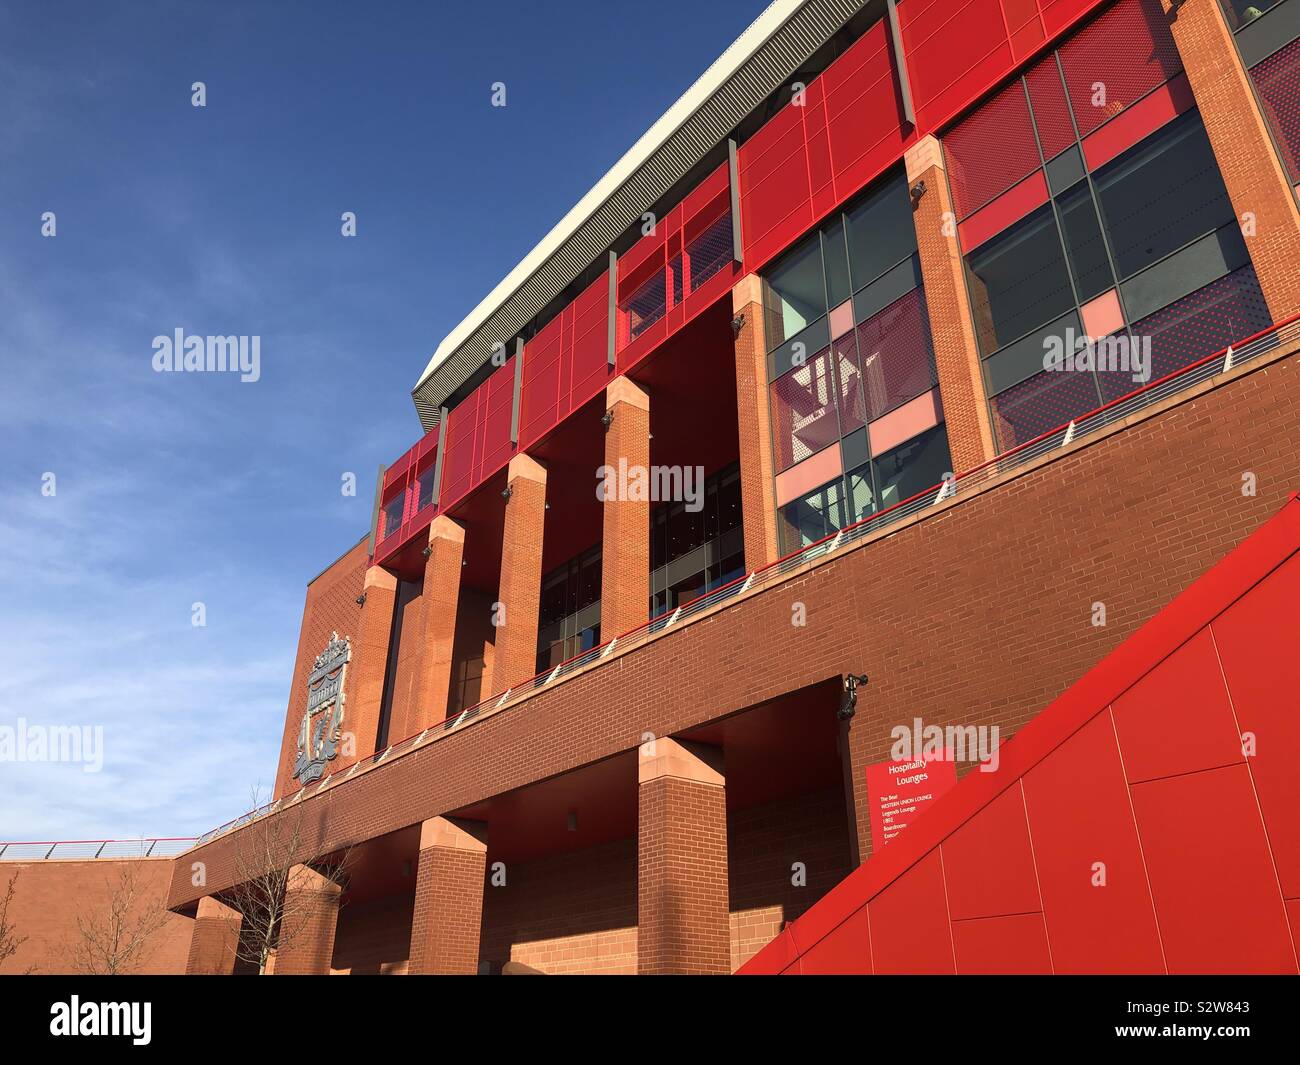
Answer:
xmin=1056 ymin=183 xmax=1113 ymax=304
xmin=716 ymin=469 xmax=742 ymax=535
xmin=687 ymin=213 xmax=734 ymax=293
xmin=624 ymin=268 xmax=668 ymax=339
xmin=845 ymin=463 xmax=876 ymax=525
xmin=1218 ymin=0 xmax=1282 ymax=30
xmin=416 ymin=464 xmax=437 ymax=511
xmin=966 ymin=203 xmax=1076 ymax=353
xmin=381 ymin=492 xmax=405 ymax=539
xmin=765 ymin=236 xmax=827 ymax=348
xmin=770 ymin=346 xmax=840 ymax=471
xmin=779 ymin=477 xmax=846 ymax=554
xmin=845 ymin=170 xmax=917 ymax=291
xmin=1093 ymin=112 xmax=1234 ymax=280
xmin=823 ymin=219 xmax=852 ymax=308
xmin=873 ymin=425 xmax=952 ymax=511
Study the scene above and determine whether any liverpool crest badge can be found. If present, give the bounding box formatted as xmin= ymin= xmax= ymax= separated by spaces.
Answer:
xmin=293 ymin=632 xmax=351 ymax=784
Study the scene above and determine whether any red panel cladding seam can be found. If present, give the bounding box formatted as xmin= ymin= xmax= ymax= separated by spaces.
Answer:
xmin=951 ymin=912 xmax=1053 ymax=974
xmin=568 ymin=272 xmax=611 ymax=411
xmin=1210 ymin=550 xmax=1300 ymax=900
xmin=1081 ymin=72 xmax=1195 ymax=172
xmin=901 ymin=0 xmax=1016 ymax=133
xmin=1129 ymin=763 xmax=1298 ymax=974
xmin=941 ymin=782 xmax=1043 ymax=921
xmin=439 ymin=390 xmax=478 ymax=508
xmin=1022 ymin=711 xmax=1165 ymax=974
xmin=867 ymin=850 xmax=956 ymax=974
xmin=1025 ymin=53 xmax=1076 ymax=160
xmin=958 ymin=170 xmax=1049 ymax=252
xmin=477 ymin=356 xmax=515 ymax=483
xmin=1110 ymin=627 xmax=1244 ymax=785
xmin=943 ymin=77 xmax=1040 ymax=219
xmin=796 ymin=904 xmax=872 ymax=974
xmin=518 ymin=317 xmax=561 ymax=451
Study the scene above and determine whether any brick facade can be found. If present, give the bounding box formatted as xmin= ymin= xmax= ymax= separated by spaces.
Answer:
xmin=1163 ymin=0 xmax=1300 ymax=319
xmin=271 ymin=864 xmax=343 ymax=976
xmin=637 ymin=739 xmax=730 ymax=974
xmin=408 ymin=817 xmax=488 ymax=974
xmin=905 ymin=135 xmax=997 ymax=473
xmin=491 ymin=454 xmax=547 ymax=693
xmin=345 ymin=567 xmax=400 ymax=768
xmin=731 ymin=274 xmax=781 ymax=568
xmin=410 ymin=516 xmax=465 ymax=731
xmin=185 ymin=895 xmax=241 ymax=975
xmin=600 ymin=377 xmax=652 ymax=638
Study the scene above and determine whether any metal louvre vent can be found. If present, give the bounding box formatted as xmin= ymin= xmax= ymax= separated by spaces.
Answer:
xmin=412 ymin=0 xmax=870 ymax=429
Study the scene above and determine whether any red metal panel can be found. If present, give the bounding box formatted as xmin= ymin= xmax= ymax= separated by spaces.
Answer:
xmin=1130 ymin=763 xmax=1297 ymax=974
xmin=957 ymin=169 xmax=1049 ymax=251
xmin=1081 ymin=71 xmax=1194 ymax=172
xmin=1025 ymin=53 xmax=1076 ymax=159
xmin=901 ymin=0 xmax=1016 ymax=134
xmin=518 ymin=314 xmax=563 ymax=451
xmin=941 ymin=782 xmax=1042 ymax=921
xmin=1211 ymin=551 xmax=1300 ymax=900
xmin=943 ymin=77 xmax=1041 ymax=219
xmin=1022 ymin=711 xmax=1165 ymax=973
xmin=951 ymin=912 xmax=1053 ymax=974
xmin=1111 ymin=627 xmax=1244 ymax=785
xmin=439 ymin=388 xmax=479 ymax=508
xmin=478 ymin=356 xmax=515 ymax=483
xmin=568 ymin=272 xmax=612 ymax=412
xmin=1058 ymin=0 xmax=1182 ymax=138
xmin=1039 ymin=0 xmax=1102 ymax=35
xmin=867 ymin=850 xmax=956 ymax=974
xmin=737 ymin=100 xmax=813 ymax=270
xmin=1005 ymin=0 xmax=1046 ymax=61
xmin=796 ymin=905 xmax=873 ymax=974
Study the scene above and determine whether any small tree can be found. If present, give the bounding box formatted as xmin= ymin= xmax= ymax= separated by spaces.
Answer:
xmin=70 ymin=863 xmax=170 ymax=975
xmin=0 ymin=872 xmax=28 ymax=970
xmin=226 ymin=788 xmax=349 ymax=975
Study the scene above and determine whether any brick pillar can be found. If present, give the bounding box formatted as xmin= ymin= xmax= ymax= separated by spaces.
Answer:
xmin=490 ymin=453 xmax=547 ymax=693
xmin=637 ymin=737 xmax=730 ymax=974
xmin=601 ymin=376 xmax=651 ymax=638
xmin=272 ymin=864 xmax=342 ymax=975
xmin=184 ymin=895 xmax=241 ymax=975
xmin=732 ymin=274 xmax=781 ymax=569
xmin=906 ymin=135 xmax=997 ymax=473
xmin=408 ymin=816 xmax=488 ymax=975
xmin=410 ymin=516 xmax=464 ymax=730
xmin=347 ymin=565 xmax=398 ymax=764
xmin=1162 ymin=0 xmax=1300 ymax=318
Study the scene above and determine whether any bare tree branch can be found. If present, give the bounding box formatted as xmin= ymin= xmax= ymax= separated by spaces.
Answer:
xmin=69 ymin=863 xmax=170 ymax=975
xmin=0 ymin=872 xmax=29 ymax=970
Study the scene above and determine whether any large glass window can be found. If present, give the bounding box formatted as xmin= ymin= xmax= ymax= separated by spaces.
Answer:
xmin=536 ymin=546 xmax=602 ymax=675
xmin=764 ymin=236 xmax=826 ymax=348
xmin=966 ymin=204 xmax=1076 ymax=353
xmin=1218 ymin=0 xmax=1284 ymax=29
xmin=380 ymin=492 xmax=405 ymax=539
xmin=845 ymin=170 xmax=917 ymax=290
xmin=649 ymin=464 xmax=744 ymax=618
xmin=1092 ymin=112 xmax=1234 ymax=279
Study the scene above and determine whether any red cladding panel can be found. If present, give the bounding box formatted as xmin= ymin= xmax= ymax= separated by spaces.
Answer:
xmin=867 ymin=850 xmax=956 ymax=974
xmin=518 ymin=315 xmax=562 ymax=451
xmin=568 ymin=272 xmax=612 ymax=411
xmin=943 ymin=78 xmax=1040 ymax=219
xmin=901 ymin=0 xmax=1015 ymax=134
xmin=1110 ymin=628 xmax=1244 ymax=785
xmin=1058 ymin=0 xmax=1181 ymax=138
xmin=957 ymin=170 xmax=1049 ymax=252
xmin=1025 ymin=54 xmax=1076 ymax=160
xmin=477 ymin=356 xmax=515 ymax=482
xmin=1040 ymin=0 xmax=1103 ymax=35
xmin=1211 ymin=552 xmax=1300 ymax=899
xmin=951 ymin=913 xmax=1053 ymax=974
xmin=1130 ymin=764 xmax=1296 ymax=974
xmin=1022 ymin=712 xmax=1165 ymax=974
xmin=1081 ymin=72 xmax=1194 ymax=172
xmin=738 ymin=102 xmax=813 ymax=271
xmin=1251 ymin=38 xmax=1300 ymax=183
xmin=439 ymin=390 xmax=479 ymax=508
xmin=797 ymin=905 xmax=873 ymax=975
xmin=941 ymin=783 xmax=1042 ymax=922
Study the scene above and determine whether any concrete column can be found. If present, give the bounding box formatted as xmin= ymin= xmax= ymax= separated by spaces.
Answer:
xmin=491 ymin=453 xmax=547 ymax=693
xmin=600 ymin=376 xmax=651 ymax=638
xmin=411 ymin=516 xmax=465 ymax=730
xmin=1161 ymin=0 xmax=1300 ymax=319
xmin=348 ymin=565 xmax=399 ymax=763
xmin=184 ymin=895 xmax=241 ymax=975
xmin=906 ymin=135 xmax=997 ymax=472
xmin=271 ymin=864 xmax=342 ymax=975
xmin=637 ymin=737 xmax=730 ymax=974
xmin=731 ymin=274 xmax=781 ymax=569
xmin=408 ymin=816 xmax=489 ymax=975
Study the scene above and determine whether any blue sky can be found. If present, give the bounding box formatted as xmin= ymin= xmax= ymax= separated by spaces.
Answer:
xmin=0 ymin=0 xmax=767 ymax=842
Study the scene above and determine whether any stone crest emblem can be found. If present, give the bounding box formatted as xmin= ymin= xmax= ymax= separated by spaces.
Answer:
xmin=293 ymin=632 xmax=351 ymax=784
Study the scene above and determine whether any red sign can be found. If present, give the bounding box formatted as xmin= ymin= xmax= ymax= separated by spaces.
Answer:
xmin=865 ymin=751 xmax=958 ymax=850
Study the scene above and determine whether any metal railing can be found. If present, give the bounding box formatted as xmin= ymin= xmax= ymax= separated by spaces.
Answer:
xmin=190 ymin=313 xmax=1300 ymax=850
xmin=0 ymin=838 xmax=197 ymax=861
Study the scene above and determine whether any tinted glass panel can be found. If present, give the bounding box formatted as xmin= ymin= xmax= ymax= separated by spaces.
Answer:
xmin=779 ymin=477 xmax=845 ymax=554
xmin=1093 ymin=112 xmax=1234 ymax=279
xmin=765 ymin=237 xmax=826 ymax=348
xmin=381 ymin=493 xmax=405 ymax=538
xmin=823 ymin=219 xmax=852 ymax=308
xmin=873 ymin=425 xmax=952 ymax=510
xmin=845 ymin=170 xmax=917 ymax=291
xmin=1056 ymin=183 xmax=1113 ymax=303
xmin=966 ymin=203 xmax=1075 ymax=353
xmin=1219 ymin=0 xmax=1283 ymax=29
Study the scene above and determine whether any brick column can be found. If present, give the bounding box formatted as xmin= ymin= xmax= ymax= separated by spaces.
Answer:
xmin=906 ymin=135 xmax=997 ymax=473
xmin=490 ymin=453 xmax=547 ymax=693
xmin=732 ymin=274 xmax=781 ymax=569
xmin=637 ymin=737 xmax=730 ymax=974
xmin=601 ymin=376 xmax=651 ymax=638
xmin=184 ymin=895 xmax=241 ymax=975
xmin=410 ymin=515 xmax=464 ymax=730
xmin=408 ymin=816 xmax=488 ymax=975
xmin=347 ymin=565 xmax=398 ymax=764
xmin=272 ymin=864 xmax=342 ymax=975
xmin=1162 ymin=0 xmax=1300 ymax=318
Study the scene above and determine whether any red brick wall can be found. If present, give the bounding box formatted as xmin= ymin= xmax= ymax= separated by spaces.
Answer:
xmin=330 ymin=892 xmax=413 ymax=975
xmin=1 ymin=859 xmax=192 ymax=975
xmin=172 ymin=347 xmax=1300 ymax=909
xmin=273 ymin=538 xmax=369 ymax=798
